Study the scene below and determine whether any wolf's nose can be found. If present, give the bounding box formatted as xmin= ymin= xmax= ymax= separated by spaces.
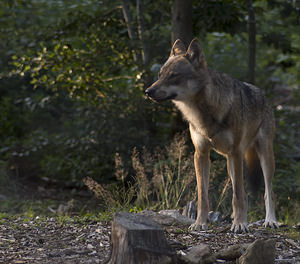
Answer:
xmin=145 ymin=87 xmax=155 ymax=97
xmin=144 ymin=89 xmax=148 ymax=96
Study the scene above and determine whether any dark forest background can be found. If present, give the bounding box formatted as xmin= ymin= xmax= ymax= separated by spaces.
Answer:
xmin=0 ymin=0 xmax=299 ymax=223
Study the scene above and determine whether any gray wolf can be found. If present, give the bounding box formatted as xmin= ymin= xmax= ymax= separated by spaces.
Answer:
xmin=145 ymin=38 xmax=278 ymax=233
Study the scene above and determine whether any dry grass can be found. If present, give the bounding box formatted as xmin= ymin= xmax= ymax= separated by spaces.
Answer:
xmin=83 ymin=132 xmax=232 ymax=214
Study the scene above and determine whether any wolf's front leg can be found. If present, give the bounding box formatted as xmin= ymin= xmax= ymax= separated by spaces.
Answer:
xmin=227 ymin=152 xmax=248 ymax=233
xmin=189 ymin=150 xmax=210 ymax=231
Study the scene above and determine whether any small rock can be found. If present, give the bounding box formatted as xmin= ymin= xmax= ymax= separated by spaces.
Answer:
xmin=159 ymin=209 xmax=195 ymax=226
xmin=238 ymin=239 xmax=275 ymax=264
xmin=208 ymin=211 xmax=220 ymax=223
xmin=182 ymin=201 xmax=197 ymax=220
xmin=285 ymin=238 xmax=300 ymax=249
xmin=278 ymin=222 xmax=287 ymax=228
xmin=247 ymin=219 xmax=264 ymax=228
xmin=139 ymin=210 xmax=176 ymax=226
xmin=168 ymin=239 xmax=186 ymax=250
xmin=139 ymin=209 xmax=194 ymax=226
xmin=0 ymin=194 xmax=8 ymax=200
xmin=87 ymin=244 xmax=94 ymax=249
xmin=216 ymin=244 xmax=249 ymax=261
xmin=180 ymin=244 xmax=216 ymax=264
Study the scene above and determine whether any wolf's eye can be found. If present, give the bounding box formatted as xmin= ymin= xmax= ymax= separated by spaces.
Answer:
xmin=169 ymin=73 xmax=180 ymax=80
xmin=168 ymin=73 xmax=181 ymax=85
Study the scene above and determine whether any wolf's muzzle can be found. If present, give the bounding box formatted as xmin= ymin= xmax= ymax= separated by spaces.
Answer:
xmin=144 ymin=87 xmax=154 ymax=98
xmin=145 ymin=85 xmax=177 ymax=102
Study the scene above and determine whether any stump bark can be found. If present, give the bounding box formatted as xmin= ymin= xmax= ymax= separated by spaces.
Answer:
xmin=108 ymin=212 xmax=177 ymax=264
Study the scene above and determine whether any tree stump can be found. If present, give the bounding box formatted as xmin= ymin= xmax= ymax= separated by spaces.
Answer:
xmin=108 ymin=212 xmax=177 ymax=264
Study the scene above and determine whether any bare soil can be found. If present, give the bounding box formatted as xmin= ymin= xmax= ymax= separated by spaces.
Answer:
xmin=0 ymin=181 xmax=299 ymax=264
xmin=0 ymin=214 xmax=299 ymax=264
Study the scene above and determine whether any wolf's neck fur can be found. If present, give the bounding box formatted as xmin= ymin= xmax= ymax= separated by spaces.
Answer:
xmin=173 ymin=89 xmax=214 ymax=136
xmin=173 ymin=72 xmax=233 ymax=137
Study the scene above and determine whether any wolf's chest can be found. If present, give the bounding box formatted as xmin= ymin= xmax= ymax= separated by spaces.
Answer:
xmin=173 ymin=100 xmax=212 ymax=135
xmin=174 ymin=100 xmax=235 ymax=154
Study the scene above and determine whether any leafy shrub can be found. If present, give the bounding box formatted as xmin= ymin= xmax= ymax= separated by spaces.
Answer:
xmin=273 ymin=108 xmax=300 ymax=224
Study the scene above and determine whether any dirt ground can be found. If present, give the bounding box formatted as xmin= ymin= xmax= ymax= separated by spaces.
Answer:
xmin=0 ymin=213 xmax=299 ymax=264
xmin=0 ymin=216 xmax=110 ymax=264
xmin=0 ymin=179 xmax=299 ymax=264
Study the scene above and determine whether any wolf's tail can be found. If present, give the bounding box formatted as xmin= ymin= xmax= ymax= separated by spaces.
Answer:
xmin=244 ymin=146 xmax=263 ymax=195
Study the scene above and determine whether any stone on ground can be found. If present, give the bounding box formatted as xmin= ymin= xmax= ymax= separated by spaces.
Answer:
xmin=238 ymin=239 xmax=276 ymax=264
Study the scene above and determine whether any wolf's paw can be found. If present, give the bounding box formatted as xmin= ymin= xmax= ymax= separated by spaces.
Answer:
xmin=189 ymin=222 xmax=208 ymax=231
xmin=263 ymin=219 xmax=278 ymax=229
xmin=230 ymin=222 xmax=248 ymax=233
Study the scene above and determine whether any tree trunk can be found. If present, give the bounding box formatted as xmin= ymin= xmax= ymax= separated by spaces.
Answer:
xmin=136 ymin=0 xmax=150 ymax=66
xmin=171 ymin=0 xmax=193 ymax=47
xmin=247 ymin=0 xmax=256 ymax=84
xmin=121 ymin=0 xmax=140 ymax=63
xmin=171 ymin=0 xmax=193 ymax=132
xmin=108 ymin=212 xmax=177 ymax=264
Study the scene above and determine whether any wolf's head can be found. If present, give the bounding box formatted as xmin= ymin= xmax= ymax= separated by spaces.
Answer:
xmin=145 ymin=38 xmax=209 ymax=102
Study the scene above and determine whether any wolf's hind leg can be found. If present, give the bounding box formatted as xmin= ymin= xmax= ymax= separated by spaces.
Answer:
xmin=256 ymin=141 xmax=278 ymax=228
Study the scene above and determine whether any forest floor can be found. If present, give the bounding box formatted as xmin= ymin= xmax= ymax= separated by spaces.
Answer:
xmin=0 ymin=180 xmax=299 ymax=264
xmin=1 ymin=211 xmax=299 ymax=264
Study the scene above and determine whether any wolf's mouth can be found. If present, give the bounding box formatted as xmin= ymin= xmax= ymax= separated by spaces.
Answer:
xmin=149 ymin=93 xmax=177 ymax=102
xmin=145 ymin=89 xmax=177 ymax=102
xmin=162 ymin=93 xmax=177 ymax=101
xmin=145 ymin=86 xmax=177 ymax=102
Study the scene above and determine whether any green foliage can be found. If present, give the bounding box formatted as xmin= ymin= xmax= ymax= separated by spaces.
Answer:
xmin=273 ymin=109 xmax=300 ymax=224
xmin=1 ymin=0 xmax=178 ymax=186
xmin=0 ymin=0 xmax=299 ymax=224
xmin=204 ymin=32 xmax=248 ymax=80
xmin=193 ymin=0 xmax=246 ymax=35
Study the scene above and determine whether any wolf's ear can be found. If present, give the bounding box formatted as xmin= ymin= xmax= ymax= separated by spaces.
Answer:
xmin=170 ymin=39 xmax=186 ymax=57
xmin=185 ymin=38 xmax=207 ymax=69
